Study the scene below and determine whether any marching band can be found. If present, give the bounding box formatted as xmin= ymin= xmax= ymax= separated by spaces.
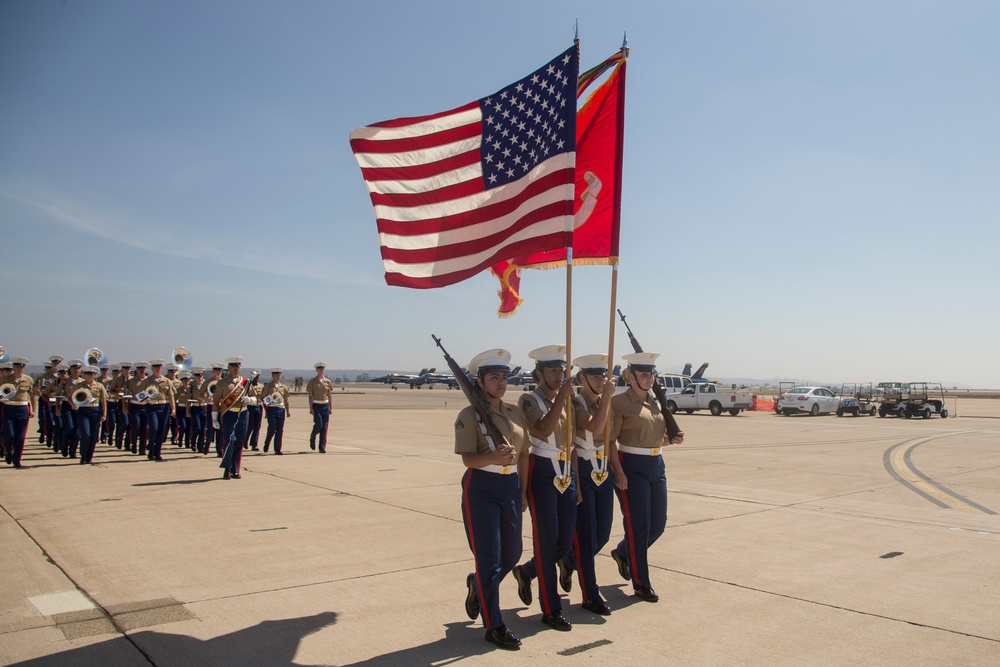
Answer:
xmin=0 ymin=348 xmax=328 ymax=474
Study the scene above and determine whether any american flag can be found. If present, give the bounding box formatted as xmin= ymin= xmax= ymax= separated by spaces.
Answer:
xmin=350 ymin=45 xmax=579 ymax=289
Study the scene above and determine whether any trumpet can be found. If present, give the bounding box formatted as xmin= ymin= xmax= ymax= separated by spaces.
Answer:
xmin=0 ymin=383 xmax=15 ymax=400
xmin=145 ymin=385 xmax=160 ymax=401
xmin=72 ymin=387 xmax=94 ymax=407
xmin=206 ymin=380 xmax=218 ymax=397
xmin=85 ymin=347 xmax=107 ymax=367
xmin=172 ymin=346 xmax=193 ymax=370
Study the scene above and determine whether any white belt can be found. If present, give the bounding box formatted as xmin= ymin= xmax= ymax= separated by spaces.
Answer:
xmin=480 ymin=464 xmax=514 ymax=475
xmin=618 ymin=444 xmax=661 ymax=456
xmin=529 ymin=445 xmax=568 ymax=461
xmin=312 ymin=400 xmax=329 ymax=404
xmin=5 ymin=401 xmax=29 ymax=406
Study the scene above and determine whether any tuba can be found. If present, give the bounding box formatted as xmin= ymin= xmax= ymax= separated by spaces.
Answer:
xmin=85 ymin=347 xmax=107 ymax=367
xmin=72 ymin=387 xmax=94 ymax=407
xmin=172 ymin=346 xmax=193 ymax=370
xmin=0 ymin=383 xmax=15 ymax=400
xmin=206 ymin=380 xmax=219 ymax=397
xmin=0 ymin=345 xmax=7 ymax=363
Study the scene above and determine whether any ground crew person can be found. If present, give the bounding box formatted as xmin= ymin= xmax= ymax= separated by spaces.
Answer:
xmin=455 ymin=349 xmax=529 ymax=651
xmin=511 ymin=345 xmax=576 ymax=633
xmin=560 ymin=354 xmax=618 ymax=616
xmin=307 ymin=362 xmax=334 ymax=452
xmin=608 ymin=352 xmax=685 ymax=603
xmin=261 ymin=368 xmax=291 ymax=454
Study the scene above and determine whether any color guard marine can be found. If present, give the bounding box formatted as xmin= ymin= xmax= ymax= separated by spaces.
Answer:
xmin=511 ymin=345 xmax=577 ymax=633
xmin=561 ymin=354 xmax=618 ymax=616
xmin=261 ymin=368 xmax=291 ymax=454
xmin=609 ymin=352 xmax=684 ymax=603
xmin=454 ymin=349 xmax=530 ymax=651
xmin=307 ymin=362 xmax=334 ymax=453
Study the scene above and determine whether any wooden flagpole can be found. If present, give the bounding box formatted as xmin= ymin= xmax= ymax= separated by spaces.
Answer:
xmin=602 ymin=259 xmax=619 ymax=460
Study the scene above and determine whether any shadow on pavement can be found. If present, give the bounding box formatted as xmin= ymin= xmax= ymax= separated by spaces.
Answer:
xmin=10 ymin=612 xmax=338 ymax=667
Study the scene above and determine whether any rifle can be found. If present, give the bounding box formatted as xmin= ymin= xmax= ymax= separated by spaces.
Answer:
xmin=617 ymin=309 xmax=681 ymax=441
xmin=432 ymin=335 xmax=509 ymax=452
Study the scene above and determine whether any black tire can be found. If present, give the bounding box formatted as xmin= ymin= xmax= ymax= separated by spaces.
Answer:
xmin=837 ymin=407 xmax=844 ymax=417
xmin=870 ymin=406 xmax=877 ymax=416
xmin=878 ymin=407 xmax=887 ymax=417
xmin=728 ymin=408 xmax=740 ymax=416
xmin=941 ymin=409 xmax=948 ymax=418
xmin=852 ymin=407 xmax=860 ymax=417
xmin=810 ymin=403 xmax=819 ymax=416
xmin=782 ymin=409 xmax=793 ymax=416
xmin=709 ymin=402 xmax=723 ymax=416
xmin=685 ymin=409 xmax=695 ymax=415
xmin=666 ymin=400 xmax=678 ymax=414
xmin=922 ymin=407 xmax=931 ymax=419
xmin=904 ymin=411 xmax=912 ymax=419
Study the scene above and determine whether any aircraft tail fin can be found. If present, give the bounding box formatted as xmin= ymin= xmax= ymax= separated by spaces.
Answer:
xmin=682 ymin=362 xmax=693 ymax=376
xmin=691 ymin=363 xmax=709 ymax=380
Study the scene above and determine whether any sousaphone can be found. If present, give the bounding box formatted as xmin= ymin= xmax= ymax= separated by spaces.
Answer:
xmin=85 ymin=347 xmax=107 ymax=367
xmin=0 ymin=383 xmax=16 ymax=400
xmin=72 ymin=387 xmax=94 ymax=407
xmin=0 ymin=345 xmax=7 ymax=363
xmin=172 ymin=347 xmax=193 ymax=370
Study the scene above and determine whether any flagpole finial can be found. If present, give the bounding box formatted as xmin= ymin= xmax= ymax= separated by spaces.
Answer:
xmin=621 ymin=32 xmax=629 ymax=58
xmin=574 ymin=19 xmax=579 ymax=44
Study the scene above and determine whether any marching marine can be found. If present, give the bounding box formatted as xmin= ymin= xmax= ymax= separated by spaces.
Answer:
xmin=140 ymin=360 xmax=176 ymax=461
xmin=261 ymin=368 xmax=291 ymax=454
xmin=2 ymin=357 xmax=34 ymax=468
xmin=307 ymin=362 xmax=334 ymax=453
xmin=108 ymin=362 xmax=132 ymax=449
xmin=214 ymin=357 xmax=252 ymax=479
xmin=70 ymin=366 xmax=108 ymax=465
xmin=125 ymin=362 xmax=149 ymax=455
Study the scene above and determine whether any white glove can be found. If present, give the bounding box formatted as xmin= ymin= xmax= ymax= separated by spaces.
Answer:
xmin=243 ymin=396 xmax=258 ymax=406
xmin=212 ymin=411 xmax=220 ymax=429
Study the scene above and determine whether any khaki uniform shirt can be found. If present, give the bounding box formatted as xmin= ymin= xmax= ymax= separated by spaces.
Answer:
xmin=69 ymin=378 xmax=107 ymax=410
xmin=306 ymin=376 xmax=334 ymax=403
xmin=573 ymin=392 xmax=609 ymax=450
xmin=261 ymin=381 xmax=290 ymax=409
xmin=213 ymin=375 xmax=248 ymax=413
xmin=520 ymin=389 xmax=569 ymax=452
xmin=199 ymin=376 xmax=220 ymax=406
xmin=33 ymin=370 xmax=57 ymax=399
xmin=245 ymin=379 xmax=264 ymax=406
xmin=4 ymin=374 xmax=34 ymax=404
xmin=454 ymin=402 xmax=529 ymax=456
xmin=108 ymin=375 xmax=129 ymax=402
xmin=138 ymin=376 xmax=175 ymax=406
xmin=610 ymin=390 xmax=665 ymax=448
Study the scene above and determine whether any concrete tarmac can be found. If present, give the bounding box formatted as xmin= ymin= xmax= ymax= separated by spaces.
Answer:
xmin=1 ymin=387 xmax=998 ymax=665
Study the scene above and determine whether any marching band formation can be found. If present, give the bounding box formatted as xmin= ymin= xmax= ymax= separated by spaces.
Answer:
xmin=0 ymin=348 xmax=334 ymax=478
xmin=456 ymin=346 xmax=684 ymax=650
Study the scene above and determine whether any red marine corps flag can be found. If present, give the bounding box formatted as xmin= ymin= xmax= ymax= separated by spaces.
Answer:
xmin=350 ymin=46 xmax=579 ymax=289
xmin=491 ymin=50 xmax=627 ymax=316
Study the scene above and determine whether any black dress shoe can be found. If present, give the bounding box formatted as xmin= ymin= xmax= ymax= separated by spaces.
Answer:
xmin=512 ymin=564 xmax=532 ymax=605
xmin=557 ymin=558 xmax=573 ymax=593
xmin=611 ymin=548 xmax=631 ymax=581
xmin=541 ymin=612 xmax=572 ymax=631
xmin=231 ymin=472 xmax=241 ymax=479
xmin=309 ymin=441 xmax=316 ymax=450
xmin=275 ymin=451 xmax=283 ymax=455
xmin=634 ymin=586 xmax=659 ymax=602
xmin=464 ymin=573 xmax=480 ymax=620
xmin=223 ymin=471 xmax=231 ymax=480
xmin=484 ymin=625 xmax=521 ymax=650
xmin=582 ymin=598 xmax=612 ymax=616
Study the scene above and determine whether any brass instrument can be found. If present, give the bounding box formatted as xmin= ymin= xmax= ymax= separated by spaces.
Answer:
xmin=206 ymin=380 xmax=218 ymax=397
xmin=0 ymin=345 xmax=7 ymax=363
xmin=145 ymin=385 xmax=160 ymax=401
xmin=85 ymin=347 xmax=107 ymax=366
xmin=0 ymin=383 xmax=16 ymax=399
xmin=72 ymin=387 xmax=94 ymax=407
xmin=264 ymin=391 xmax=282 ymax=406
xmin=172 ymin=346 xmax=193 ymax=370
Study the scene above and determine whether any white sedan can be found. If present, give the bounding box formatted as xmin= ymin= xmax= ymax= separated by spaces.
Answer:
xmin=777 ymin=386 xmax=841 ymax=416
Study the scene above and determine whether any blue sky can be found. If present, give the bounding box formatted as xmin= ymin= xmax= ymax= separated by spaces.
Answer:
xmin=2 ymin=1 xmax=998 ymax=387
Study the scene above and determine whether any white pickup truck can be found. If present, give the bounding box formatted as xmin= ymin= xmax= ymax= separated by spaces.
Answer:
xmin=666 ymin=383 xmax=754 ymax=416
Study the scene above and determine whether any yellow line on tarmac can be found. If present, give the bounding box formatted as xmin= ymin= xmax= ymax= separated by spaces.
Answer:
xmin=890 ymin=436 xmax=982 ymax=513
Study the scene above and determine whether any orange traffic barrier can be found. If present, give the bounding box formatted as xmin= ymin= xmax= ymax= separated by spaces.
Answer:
xmin=751 ymin=397 xmax=775 ymax=412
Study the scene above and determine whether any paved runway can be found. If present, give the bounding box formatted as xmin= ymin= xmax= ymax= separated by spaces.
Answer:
xmin=2 ymin=388 xmax=998 ymax=665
